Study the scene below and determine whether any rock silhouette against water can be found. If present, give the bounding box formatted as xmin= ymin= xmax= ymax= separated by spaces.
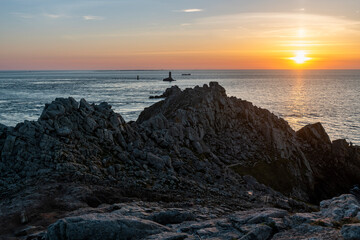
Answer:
xmin=0 ymin=82 xmax=359 ymax=239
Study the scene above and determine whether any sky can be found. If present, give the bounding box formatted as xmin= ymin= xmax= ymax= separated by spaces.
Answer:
xmin=0 ymin=0 xmax=359 ymax=70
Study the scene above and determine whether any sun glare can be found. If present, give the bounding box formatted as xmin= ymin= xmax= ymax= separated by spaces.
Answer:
xmin=290 ymin=51 xmax=311 ymax=64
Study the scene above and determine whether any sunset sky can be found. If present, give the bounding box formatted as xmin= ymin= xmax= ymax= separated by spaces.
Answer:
xmin=1 ymin=0 xmax=359 ymax=70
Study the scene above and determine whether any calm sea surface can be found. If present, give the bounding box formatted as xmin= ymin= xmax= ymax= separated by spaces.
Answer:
xmin=0 ymin=70 xmax=359 ymax=144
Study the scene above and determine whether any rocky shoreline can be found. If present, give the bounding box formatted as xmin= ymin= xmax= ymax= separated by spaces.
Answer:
xmin=0 ymin=82 xmax=359 ymax=239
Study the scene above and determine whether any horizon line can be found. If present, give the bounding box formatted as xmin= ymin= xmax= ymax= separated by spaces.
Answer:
xmin=0 ymin=68 xmax=359 ymax=72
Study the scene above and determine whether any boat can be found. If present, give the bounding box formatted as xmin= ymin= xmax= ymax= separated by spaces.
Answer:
xmin=181 ymin=73 xmax=191 ymax=76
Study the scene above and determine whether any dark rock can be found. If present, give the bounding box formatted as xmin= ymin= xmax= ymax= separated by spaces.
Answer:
xmin=273 ymin=223 xmax=341 ymax=240
xmin=15 ymin=226 xmax=44 ymax=237
xmin=296 ymin=122 xmax=331 ymax=148
xmin=150 ymin=210 xmax=195 ymax=224
xmin=1 ymin=135 xmax=16 ymax=156
xmin=320 ymin=194 xmax=360 ymax=221
xmin=240 ymin=224 xmax=273 ymax=240
xmin=146 ymin=152 xmax=166 ymax=170
xmin=0 ymin=123 xmax=7 ymax=131
xmin=341 ymin=224 xmax=360 ymax=240
xmin=246 ymin=208 xmax=288 ymax=224
xmin=149 ymin=86 xmax=181 ymax=99
xmin=79 ymin=98 xmax=94 ymax=112
xmin=40 ymin=97 xmax=78 ymax=120
xmin=46 ymin=212 xmax=170 ymax=240
xmin=20 ymin=210 xmax=29 ymax=224
xmin=332 ymin=139 xmax=350 ymax=157
xmin=350 ymin=185 xmax=360 ymax=201
xmin=145 ymin=232 xmax=189 ymax=240
xmin=56 ymin=127 xmax=72 ymax=137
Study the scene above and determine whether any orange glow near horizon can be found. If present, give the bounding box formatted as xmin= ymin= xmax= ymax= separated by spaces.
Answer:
xmin=0 ymin=11 xmax=359 ymax=70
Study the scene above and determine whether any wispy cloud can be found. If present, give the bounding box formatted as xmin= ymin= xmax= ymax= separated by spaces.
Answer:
xmin=83 ymin=15 xmax=103 ymax=21
xmin=195 ymin=12 xmax=360 ymax=38
xmin=44 ymin=14 xmax=62 ymax=19
xmin=175 ymin=9 xmax=204 ymax=13
xmin=11 ymin=12 xmax=34 ymax=19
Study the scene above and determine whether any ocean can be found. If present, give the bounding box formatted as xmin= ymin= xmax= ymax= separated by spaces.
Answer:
xmin=0 ymin=70 xmax=359 ymax=144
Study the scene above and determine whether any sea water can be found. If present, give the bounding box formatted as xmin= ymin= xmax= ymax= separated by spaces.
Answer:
xmin=0 ymin=70 xmax=359 ymax=144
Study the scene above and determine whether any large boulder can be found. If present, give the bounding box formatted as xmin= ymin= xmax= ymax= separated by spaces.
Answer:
xmin=46 ymin=212 xmax=171 ymax=240
xmin=296 ymin=122 xmax=331 ymax=149
xmin=320 ymin=194 xmax=360 ymax=221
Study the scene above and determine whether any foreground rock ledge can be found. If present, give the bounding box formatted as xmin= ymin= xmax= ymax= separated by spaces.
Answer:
xmin=0 ymin=82 xmax=359 ymax=239
xmin=14 ymin=194 xmax=360 ymax=239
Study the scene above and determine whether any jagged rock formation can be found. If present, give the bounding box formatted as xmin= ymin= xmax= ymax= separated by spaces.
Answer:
xmin=297 ymin=123 xmax=360 ymax=201
xmin=0 ymin=82 xmax=359 ymax=239
xmin=149 ymin=85 xmax=181 ymax=99
xmin=138 ymin=83 xmax=360 ymax=203
xmin=138 ymin=83 xmax=315 ymax=201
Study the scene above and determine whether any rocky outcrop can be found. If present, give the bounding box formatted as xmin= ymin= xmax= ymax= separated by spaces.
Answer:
xmin=137 ymin=82 xmax=315 ymax=201
xmin=0 ymin=83 xmax=312 ymax=206
xmin=0 ymin=97 xmax=140 ymax=198
xmin=2 ymin=82 xmax=357 ymax=205
xmin=24 ymin=194 xmax=358 ymax=239
xmin=0 ymin=82 xmax=359 ymax=239
xmin=297 ymin=123 xmax=360 ymax=202
xmin=0 ymin=85 xmax=300 ymax=238
xmin=138 ymin=82 xmax=360 ymax=203
xmin=296 ymin=122 xmax=331 ymax=149
xmin=149 ymin=86 xmax=181 ymax=99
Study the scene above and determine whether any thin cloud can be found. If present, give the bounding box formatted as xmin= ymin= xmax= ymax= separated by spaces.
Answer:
xmin=83 ymin=15 xmax=103 ymax=20
xmin=11 ymin=12 xmax=34 ymax=19
xmin=175 ymin=9 xmax=204 ymax=13
xmin=196 ymin=12 xmax=360 ymax=37
xmin=44 ymin=14 xmax=62 ymax=19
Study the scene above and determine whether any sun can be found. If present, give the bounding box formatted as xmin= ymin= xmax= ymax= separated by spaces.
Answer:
xmin=290 ymin=51 xmax=311 ymax=64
